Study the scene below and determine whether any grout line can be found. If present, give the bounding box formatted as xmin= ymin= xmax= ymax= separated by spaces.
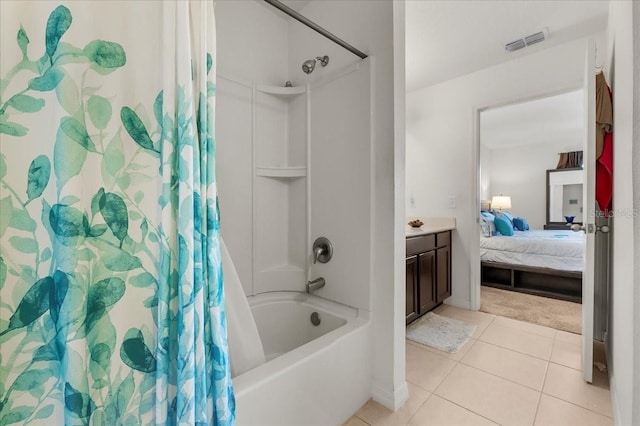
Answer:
xmin=425 ymin=394 xmax=501 ymax=426
xmin=428 ymin=344 xmax=462 ymax=396
xmin=531 ymin=376 xmax=545 ymax=426
xmin=538 ymin=393 xmax=614 ymax=419
xmin=548 ymin=359 xmax=584 ymax=373
xmin=541 ymin=363 xmax=614 ymax=419
xmin=406 ymin=377 xmax=432 ymax=393
xmin=354 ymin=415 xmax=371 ymax=425
xmin=474 ymin=337 xmax=552 ymax=362
xmin=404 ymin=392 xmax=435 ymax=425
xmin=455 ymin=360 xmax=546 ymax=393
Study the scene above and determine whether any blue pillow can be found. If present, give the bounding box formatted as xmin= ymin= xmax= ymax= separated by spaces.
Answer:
xmin=494 ymin=215 xmax=514 ymax=236
xmin=513 ymin=217 xmax=530 ymax=231
xmin=480 ymin=211 xmax=495 ymax=221
xmin=498 ymin=211 xmax=514 ymax=225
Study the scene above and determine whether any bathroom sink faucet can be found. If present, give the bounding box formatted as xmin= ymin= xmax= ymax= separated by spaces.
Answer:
xmin=306 ymin=277 xmax=325 ymax=294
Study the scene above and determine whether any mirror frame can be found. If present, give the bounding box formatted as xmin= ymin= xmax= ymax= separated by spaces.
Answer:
xmin=546 ymin=167 xmax=584 ymax=225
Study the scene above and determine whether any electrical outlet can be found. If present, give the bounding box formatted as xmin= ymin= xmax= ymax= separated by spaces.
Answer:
xmin=448 ymin=195 xmax=456 ymax=209
xmin=409 ymin=194 xmax=416 ymax=209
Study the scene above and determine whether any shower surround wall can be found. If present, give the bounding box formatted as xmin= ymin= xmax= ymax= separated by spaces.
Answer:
xmin=287 ymin=1 xmax=407 ymax=410
xmin=217 ymin=0 xmax=403 ymax=417
xmin=216 ymin=1 xmax=289 ymax=296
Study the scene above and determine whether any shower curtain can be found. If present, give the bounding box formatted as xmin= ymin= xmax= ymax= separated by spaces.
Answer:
xmin=0 ymin=1 xmax=234 ymax=425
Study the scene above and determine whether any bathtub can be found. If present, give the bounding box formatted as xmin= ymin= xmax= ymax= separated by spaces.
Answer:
xmin=232 ymin=291 xmax=371 ymax=426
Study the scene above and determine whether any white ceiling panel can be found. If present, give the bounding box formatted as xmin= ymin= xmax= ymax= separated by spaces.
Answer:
xmin=481 ymin=89 xmax=583 ymax=149
xmin=406 ymin=0 xmax=609 ymax=91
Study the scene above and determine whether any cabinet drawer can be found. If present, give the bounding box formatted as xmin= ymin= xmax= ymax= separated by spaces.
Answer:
xmin=406 ymin=234 xmax=436 ymax=256
xmin=436 ymin=231 xmax=450 ymax=247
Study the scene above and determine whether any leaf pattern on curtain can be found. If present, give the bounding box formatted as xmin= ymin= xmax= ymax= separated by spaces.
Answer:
xmin=0 ymin=3 xmax=234 ymax=425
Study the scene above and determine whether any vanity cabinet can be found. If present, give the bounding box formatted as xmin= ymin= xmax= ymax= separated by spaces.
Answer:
xmin=406 ymin=231 xmax=452 ymax=325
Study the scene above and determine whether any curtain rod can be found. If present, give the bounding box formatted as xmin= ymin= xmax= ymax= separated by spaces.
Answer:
xmin=263 ymin=0 xmax=368 ymax=59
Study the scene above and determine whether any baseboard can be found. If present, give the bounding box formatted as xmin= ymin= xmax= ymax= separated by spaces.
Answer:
xmin=371 ymin=380 xmax=409 ymax=411
xmin=444 ymin=297 xmax=471 ymax=310
xmin=603 ymin=332 xmax=621 ymax=425
xmin=608 ymin=373 xmax=622 ymax=426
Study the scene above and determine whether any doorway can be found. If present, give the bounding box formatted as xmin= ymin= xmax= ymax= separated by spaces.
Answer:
xmin=474 ymin=89 xmax=585 ymax=334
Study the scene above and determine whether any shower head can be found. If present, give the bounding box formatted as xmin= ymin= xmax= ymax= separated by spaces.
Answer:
xmin=301 ymin=55 xmax=329 ymax=74
xmin=302 ymin=59 xmax=316 ymax=74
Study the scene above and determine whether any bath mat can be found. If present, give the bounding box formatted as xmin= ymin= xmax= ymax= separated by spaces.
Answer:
xmin=406 ymin=312 xmax=476 ymax=353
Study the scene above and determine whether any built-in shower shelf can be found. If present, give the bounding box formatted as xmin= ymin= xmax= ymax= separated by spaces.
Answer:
xmin=256 ymin=84 xmax=306 ymax=96
xmin=256 ymin=166 xmax=306 ymax=178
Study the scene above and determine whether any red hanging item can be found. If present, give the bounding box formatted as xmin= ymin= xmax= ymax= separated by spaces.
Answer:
xmin=595 ymin=72 xmax=613 ymax=216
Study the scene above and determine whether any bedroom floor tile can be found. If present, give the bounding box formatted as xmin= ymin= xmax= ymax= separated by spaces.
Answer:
xmin=479 ymin=322 xmax=554 ymax=360
xmin=405 ymin=343 xmax=457 ymax=391
xmin=542 ymin=362 xmax=612 ymax=417
xmin=460 ymin=340 xmax=548 ymax=391
xmin=491 ymin=315 xmax=557 ymax=339
xmin=434 ymin=363 xmax=540 ymax=426
xmin=408 ymin=394 xmax=498 ymax=426
xmin=551 ymin=339 xmax=583 ymax=371
xmin=534 ymin=394 xmax=613 ymax=426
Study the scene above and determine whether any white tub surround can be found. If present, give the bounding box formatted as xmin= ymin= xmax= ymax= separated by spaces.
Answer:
xmin=233 ymin=292 xmax=371 ymax=426
xmin=405 ymin=217 xmax=456 ymax=236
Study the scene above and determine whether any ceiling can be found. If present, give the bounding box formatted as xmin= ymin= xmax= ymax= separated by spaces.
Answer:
xmin=406 ymin=0 xmax=609 ymax=92
xmin=480 ymin=89 xmax=583 ymax=149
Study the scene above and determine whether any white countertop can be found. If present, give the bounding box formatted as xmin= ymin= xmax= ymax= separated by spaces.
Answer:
xmin=406 ymin=217 xmax=456 ymax=237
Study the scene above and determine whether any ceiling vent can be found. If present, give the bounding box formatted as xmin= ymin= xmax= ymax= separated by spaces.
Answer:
xmin=505 ymin=28 xmax=549 ymax=52
xmin=505 ymin=39 xmax=526 ymax=52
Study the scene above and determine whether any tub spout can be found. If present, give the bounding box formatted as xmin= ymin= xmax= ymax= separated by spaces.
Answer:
xmin=306 ymin=277 xmax=325 ymax=294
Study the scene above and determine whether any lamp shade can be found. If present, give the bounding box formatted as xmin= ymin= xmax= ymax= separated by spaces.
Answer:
xmin=491 ymin=195 xmax=511 ymax=210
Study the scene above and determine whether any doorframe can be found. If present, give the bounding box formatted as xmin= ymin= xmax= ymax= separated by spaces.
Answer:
xmin=469 ymin=86 xmax=584 ymax=311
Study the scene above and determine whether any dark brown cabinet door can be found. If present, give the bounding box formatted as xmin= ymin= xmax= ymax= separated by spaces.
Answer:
xmin=436 ymin=245 xmax=451 ymax=303
xmin=406 ymin=255 xmax=419 ymax=324
xmin=418 ymin=251 xmax=437 ymax=314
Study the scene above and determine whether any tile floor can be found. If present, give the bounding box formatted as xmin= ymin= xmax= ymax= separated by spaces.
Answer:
xmin=344 ymin=304 xmax=612 ymax=426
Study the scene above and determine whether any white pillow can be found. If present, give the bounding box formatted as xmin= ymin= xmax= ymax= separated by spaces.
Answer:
xmin=480 ymin=218 xmax=493 ymax=238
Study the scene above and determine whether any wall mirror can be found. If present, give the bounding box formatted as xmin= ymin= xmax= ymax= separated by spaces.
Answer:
xmin=546 ymin=167 xmax=584 ymax=224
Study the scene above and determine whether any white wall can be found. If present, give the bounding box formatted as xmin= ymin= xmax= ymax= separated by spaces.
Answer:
xmin=216 ymin=1 xmax=289 ymax=295
xmin=406 ymin=31 xmax=606 ymax=309
xmin=604 ymin=1 xmax=639 ymax=425
xmin=480 ymin=145 xmax=492 ymax=202
xmin=288 ymin=0 xmax=406 ymax=411
xmin=485 ymin=141 xmax=581 ymax=229
xmin=219 ymin=0 xmax=404 ymax=414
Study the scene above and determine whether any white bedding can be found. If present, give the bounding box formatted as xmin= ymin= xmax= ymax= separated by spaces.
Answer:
xmin=480 ymin=230 xmax=584 ymax=272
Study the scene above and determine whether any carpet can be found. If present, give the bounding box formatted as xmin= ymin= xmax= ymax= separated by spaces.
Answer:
xmin=480 ymin=286 xmax=582 ymax=335
xmin=406 ymin=312 xmax=477 ymax=353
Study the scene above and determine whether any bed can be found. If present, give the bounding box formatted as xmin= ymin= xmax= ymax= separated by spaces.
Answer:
xmin=480 ymin=229 xmax=583 ymax=302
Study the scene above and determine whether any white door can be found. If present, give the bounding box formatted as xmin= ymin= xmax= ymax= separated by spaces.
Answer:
xmin=581 ymin=39 xmax=596 ymax=383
